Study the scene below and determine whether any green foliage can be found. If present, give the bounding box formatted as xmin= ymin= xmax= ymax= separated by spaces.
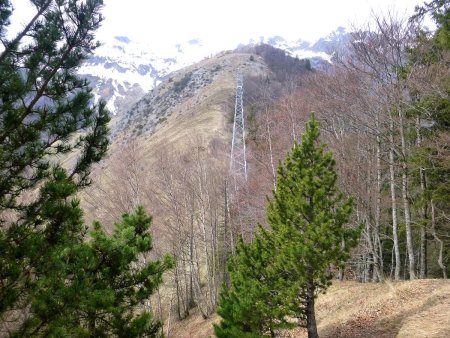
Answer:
xmin=0 ymin=0 xmax=108 ymax=213
xmin=304 ymin=58 xmax=312 ymax=71
xmin=214 ymin=230 xmax=294 ymax=338
xmin=414 ymin=0 xmax=450 ymax=50
xmin=6 ymin=201 xmax=173 ymax=337
xmin=409 ymin=0 xmax=450 ymax=277
xmin=409 ymin=1 xmax=450 ymax=129
xmin=267 ymin=115 xmax=360 ymax=319
xmin=216 ymin=115 xmax=360 ymax=336
xmin=0 ymin=0 xmax=11 ymax=36
xmin=173 ymin=72 xmax=192 ymax=93
xmin=0 ymin=1 xmax=173 ymax=336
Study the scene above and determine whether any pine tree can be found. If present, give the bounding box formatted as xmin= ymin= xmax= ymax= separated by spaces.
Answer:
xmin=23 ymin=205 xmax=173 ymax=337
xmin=216 ymin=115 xmax=360 ymax=338
xmin=0 ymin=1 xmax=173 ymax=336
xmin=266 ymin=115 xmax=360 ymax=338
xmin=409 ymin=0 xmax=450 ymax=278
xmin=0 ymin=0 xmax=107 ymax=319
xmin=214 ymin=228 xmax=294 ymax=338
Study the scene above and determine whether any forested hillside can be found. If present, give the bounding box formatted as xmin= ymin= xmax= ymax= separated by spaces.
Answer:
xmin=0 ymin=0 xmax=448 ymax=337
xmin=239 ymin=6 xmax=450 ymax=282
xmin=210 ymin=3 xmax=449 ymax=336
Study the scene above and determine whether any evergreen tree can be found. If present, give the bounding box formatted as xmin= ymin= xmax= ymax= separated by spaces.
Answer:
xmin=216 ymin=115 xmax=360 ymax=338
xmin=409 ymin=0 xmax=450 ymax=278
xmin=0 ymin=0 xmax=107 ymax=319
xmin=0 ymin=1 xmax=173 ymax=336
xmin=214 ymin=228 xmax=294 ymax=338
xmin=7 ymin=195 xmax=173 ymax=337
xmin=267 ymin=115 xmax=360 ymax=338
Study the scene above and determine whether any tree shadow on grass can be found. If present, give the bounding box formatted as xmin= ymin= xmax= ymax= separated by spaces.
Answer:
xmin=320 ymin=293 xmax=446 ymax=338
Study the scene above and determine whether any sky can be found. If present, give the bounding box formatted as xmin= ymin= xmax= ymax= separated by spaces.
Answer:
xmin=10 ymin=0 xmax=429 ymax=50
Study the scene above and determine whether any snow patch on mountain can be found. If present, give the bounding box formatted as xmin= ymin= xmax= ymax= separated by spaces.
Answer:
xmin=79 ymin=36 xmax=228 ymax=114
xmin=80 ymin=28 xmax=350 ymax=115
xmin=255 ymin=28 xmax=351 ymax=64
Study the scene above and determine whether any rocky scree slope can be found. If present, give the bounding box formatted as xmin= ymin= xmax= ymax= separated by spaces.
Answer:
xmin=111 ymin=51 xmax=271 ymax=144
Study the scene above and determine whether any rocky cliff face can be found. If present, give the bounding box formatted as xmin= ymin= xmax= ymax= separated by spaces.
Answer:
xmin=112 ymin=51 xmax=271 ymax=143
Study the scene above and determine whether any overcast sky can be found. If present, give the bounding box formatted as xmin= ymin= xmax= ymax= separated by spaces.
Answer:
xmin=10 ymin=0 xmax=428 ymax=49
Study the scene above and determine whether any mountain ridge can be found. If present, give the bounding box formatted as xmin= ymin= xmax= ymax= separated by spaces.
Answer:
xmin=80 ymin=28 xmax=352 ymax=115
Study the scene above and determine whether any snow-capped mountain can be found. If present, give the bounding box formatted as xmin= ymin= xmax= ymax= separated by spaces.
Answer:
xmin=80 ymin=28 xmax=351 ymax=115
xmin=78 ymin=36 xmax=222 ymax=114
xmin=254 ymin=27 xmax=351 ymax=65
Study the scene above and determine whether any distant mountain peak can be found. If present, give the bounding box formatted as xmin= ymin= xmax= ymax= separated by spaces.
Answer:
xmin=114 ymin=36 xmax=131 ymax=44
xmin=267 ymin=36 xmax=286 ymax=45
xmin=188 ymin=38 xmax=202 ymax=46
xmin=80 ymin=29 xmax=350 ymax=115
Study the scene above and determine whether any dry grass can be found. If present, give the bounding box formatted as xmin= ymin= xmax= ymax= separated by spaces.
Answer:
xmin=81 ymin=52 xmax=267 ymax=226
xmin=136 ymin=52 xmax=263 ymax=157
xmin=315 ymin=279 xmax=450 ymax=338
xmin=169 ymin=308 xmax=219 ymax=338
xmin=169 ymin=279 xmax=450 ymax=338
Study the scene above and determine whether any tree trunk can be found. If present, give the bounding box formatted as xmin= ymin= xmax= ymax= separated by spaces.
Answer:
xmin=420 ymin=223 xmax=427 ymax=278
xmin=374 ymin=119 xmax=384 ymax=282
xmin=174 ymin=262 xmax=183 ymax=320
xmin=398 ymin=109 xmax=415 ymax=279
xmin=338 ymin=267 xmax=344 ymax=281
xmin=166 ymin=288 xmax=176 ymax=338
xmin=223 ymin=183 xmax=231 ymax=286
xmin=196 ymin=150 xmax=215 ymax=314
xmin=389 ymin=116 xmax=401 ymax=280
xmin=306 ymin=278 xmax=319 ymax=338
xmin=188 ymin=198 xmax=195 ymax=309
xmin=264 ymin=108 xmax=277 ymax=191
xmin=401 ymin=166 xmax=415 ymax=279
xmin=157 ymin=288 xmax=163 ymax=321
xmin=363 ymin=219 xmax=370 ymax=282
xmin=416 ymin=117 xmax=427 ymax=278
xmin=198 ymin=202 xmax=214 ymax=314
xmin=431 ymin=201 xmax=447 ymax=279
xmin=182 ymin=252 xmax=194 ymax=318
xmin=189 ymin=227 xmax=195 ymax=308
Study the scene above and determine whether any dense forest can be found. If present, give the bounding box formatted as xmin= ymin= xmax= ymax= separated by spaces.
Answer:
xmin=0 ymin=0 xmax=448 ymax=337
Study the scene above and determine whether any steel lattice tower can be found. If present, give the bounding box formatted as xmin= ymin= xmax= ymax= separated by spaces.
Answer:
xmin=229 ymin=74 xmax=247 ymax=181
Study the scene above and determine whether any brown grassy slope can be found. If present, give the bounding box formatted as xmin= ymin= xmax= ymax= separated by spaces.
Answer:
xmin=113 ymin=51 xmax=269 ymax=148
xmin=81 ymin=52 xmax=269 ymax=226
xmin=136 ymin=52 xmax=268 ymax=154
xmin=169 ymin=279 xmax=450 ymax=338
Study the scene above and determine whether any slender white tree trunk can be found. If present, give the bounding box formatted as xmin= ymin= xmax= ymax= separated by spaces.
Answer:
xmin=416 ymin=117 xmax=427 ymax=278
xmin=264 ymin=108 xmax=277 ymax=191
xmin=398 ymin=109 xmax=415 ymax=279
xmin=389 ymin=115 xmax=401 ymax=280
xmin=374 ymin=129 xmax=384 ymax=281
